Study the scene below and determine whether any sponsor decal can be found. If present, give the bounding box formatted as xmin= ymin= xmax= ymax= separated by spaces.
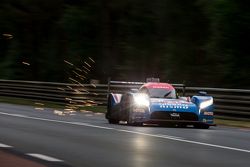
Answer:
xmin=170 ymin=113 xmax=180 ymax=117
xmin=159 ymin=104 xmax=189 ymax=109
xmin=203 ymin=111 xmax=213 ymax=116
xmin=151 ymin=99 xmax=190 ymax=104
xmin=152 ymin=86 xmax=170 ymax=89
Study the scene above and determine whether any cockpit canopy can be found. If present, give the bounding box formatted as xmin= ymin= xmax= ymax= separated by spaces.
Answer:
xmin=139 ymin=83 xmax=176 ymax=99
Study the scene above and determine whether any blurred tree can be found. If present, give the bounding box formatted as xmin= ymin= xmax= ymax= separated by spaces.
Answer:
xmin=201 ymin=0 xmax=250 ymax=88
xmin=0 ymin=0 xmax=249 ymax=88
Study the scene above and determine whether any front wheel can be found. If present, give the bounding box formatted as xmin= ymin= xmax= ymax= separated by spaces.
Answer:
xmin=126 ymin=110 xmax=143 ymax=126
xmin=108 ymin=119 xmax=119 ymax=124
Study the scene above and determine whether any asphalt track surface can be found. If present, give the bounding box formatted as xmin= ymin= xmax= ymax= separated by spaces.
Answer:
xmin=0 ymin=103 xmax=249 ymax=167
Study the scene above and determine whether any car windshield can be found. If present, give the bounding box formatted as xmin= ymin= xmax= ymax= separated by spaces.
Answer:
xmin=147 ymin=88 xmax=176 ymax=99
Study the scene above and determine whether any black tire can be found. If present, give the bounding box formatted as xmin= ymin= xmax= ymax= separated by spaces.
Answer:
xmin=126 ymin=112 xmax=143 ymax=126
xmin=108 ymin=119 xmax=119 ymax=124
xmin=194 ymin=124 xmax=209 ymax=129
xmin=178 ymin=123 xmax=187 ymax=128
xmin=106 ymin=94 xmax=112 ymax=119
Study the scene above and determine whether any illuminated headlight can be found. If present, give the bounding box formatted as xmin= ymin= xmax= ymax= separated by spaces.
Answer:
xmin=199 ymin=99 xmax=213 ymax=109
xmin=134 ymin=94 xmax=150 ymax=107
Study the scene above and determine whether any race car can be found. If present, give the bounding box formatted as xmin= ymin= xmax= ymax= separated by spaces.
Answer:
xmin=105 ymin=79 xmax=215 ymax=129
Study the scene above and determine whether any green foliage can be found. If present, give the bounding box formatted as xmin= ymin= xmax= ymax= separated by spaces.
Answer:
xmin=0 ymin=0 xmax=249 ymax=88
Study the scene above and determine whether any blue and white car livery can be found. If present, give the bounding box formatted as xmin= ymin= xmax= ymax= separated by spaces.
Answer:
xmin=106 ymin=80 xmax=215 ymax=129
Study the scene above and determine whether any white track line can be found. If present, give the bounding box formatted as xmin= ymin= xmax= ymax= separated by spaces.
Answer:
xmin=27 ymin=153 xmax=63 ymax=162
xmin=0 ymin=111 xmax=249 ymax=153
xmin=0 ymin=143 xmax=13 ymax=148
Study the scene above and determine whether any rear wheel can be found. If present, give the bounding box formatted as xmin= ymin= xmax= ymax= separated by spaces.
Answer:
xmin=178 ymin=123 xmax=187 ymax=128
xmin=194 ymin=124 xmax=209 ymax=129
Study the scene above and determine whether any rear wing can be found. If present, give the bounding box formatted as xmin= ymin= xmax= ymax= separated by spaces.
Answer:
xmin=107 ymin=78 xmax=186 ymax=96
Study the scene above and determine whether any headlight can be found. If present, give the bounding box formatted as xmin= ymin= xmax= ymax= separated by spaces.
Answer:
xmin=134 ymin=93 xmax=150 ymax=107
xmin=199 ymin=99 xmax=213 ymax=109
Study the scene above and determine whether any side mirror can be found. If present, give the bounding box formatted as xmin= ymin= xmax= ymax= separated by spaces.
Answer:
xmin=198 ymin=91 xmax=207 ymax=96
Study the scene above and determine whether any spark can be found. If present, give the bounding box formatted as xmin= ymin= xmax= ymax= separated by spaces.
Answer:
xmin=85 ymin=103 xmax=93 ymax=106
xmin=84 ymin=61 xmax=91 ymax=68
xmin=86 ymin=100 xmax=96 ymax=104
xmin=68 ymin=77 xmax=86 ymax=88
xmin=67 ymin=86 xmax=73 ymax=90
xmin=3 ymin=33 xmax=13 ymax=39
xmin=35 ymin=107 xmax=44 ymax=111
xmin=91 ymin=84 xmax=96 ymax=88
xmin=64 ymin=108 xmax=76 ymax=113
xmin=75 ymin=68 xmax=83 ymax=72
xmin=67 ymin=100 xmax=74 ymax=104
xmin=34 ymin=102 xmax=44 ymax=106
xmin=65 ymin=105 xmax=78 ymax=109
xmin=72 ymin=70 xmax=82 ymax=77
xmin=88 ymin=57 xmax=95 ymax=63
xmin=57 ymin=87 xmax=65 ymax=91
xmin=65 ymin=97 xmax=72 ymax=101
xmin=79 ymin=77 xmax=86 ymax=81
xmin=81 ymin=69 xmax=88 ymax=74
xmin=64 ymin=60 xmax=74 ymax=66
xmin=80 ymin=110 xmax=92 ymax=113
xmin=54 ymin=110 xmax=65 ymax=116
xmin=95 ymin=113 xmax=104 ymax=115
xmin=73 ymin=89 xmax=81 ymax=94
xmin=82 ymin=66 xmax=90 ymax=72
xmin=22 ymin=62 xmax=30 ymax=66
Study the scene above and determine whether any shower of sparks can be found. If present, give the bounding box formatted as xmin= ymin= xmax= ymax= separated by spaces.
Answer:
xmin=22 ymin=62 xmax=30 ymax=66
xmin=62 ymin=56 xmax=98 ymax=113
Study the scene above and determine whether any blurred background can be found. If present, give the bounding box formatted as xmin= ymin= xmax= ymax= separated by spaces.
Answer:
xmin=0 ymin=0 xmax=250 ymax=88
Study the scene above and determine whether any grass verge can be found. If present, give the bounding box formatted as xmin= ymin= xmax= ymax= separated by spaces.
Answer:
xmin=214 ymin=118 xmax=250 ymax=128
xmin=0 ymin=96 xmax=106 ymax=113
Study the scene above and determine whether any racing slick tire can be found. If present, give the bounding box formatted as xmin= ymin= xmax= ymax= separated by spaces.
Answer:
xmin=194 ymin=123 xmax=210 ymax=129
xmin=126 ymin=108 xmax=143 ymax=126
xmin=108 ymin=119 xmax=119 ymax=124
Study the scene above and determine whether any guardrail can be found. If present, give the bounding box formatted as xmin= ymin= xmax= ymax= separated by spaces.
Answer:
xmin=0 ymin=79 xmax=249 ymax=121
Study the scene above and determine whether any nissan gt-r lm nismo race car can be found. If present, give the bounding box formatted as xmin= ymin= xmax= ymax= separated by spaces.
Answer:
xmin=106 ymin=79 xmax=215 ymax=129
